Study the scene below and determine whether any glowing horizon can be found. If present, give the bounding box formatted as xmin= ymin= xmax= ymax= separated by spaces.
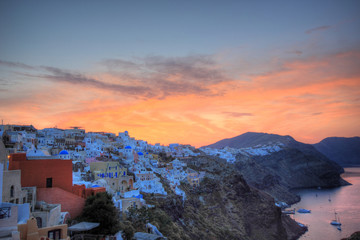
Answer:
xmin=1 ymin=1 xmax=359 ymax=148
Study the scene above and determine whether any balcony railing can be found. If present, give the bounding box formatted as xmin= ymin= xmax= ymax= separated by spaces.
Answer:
xmin=0 ymin=207 xmax=11 ymax=219
xmin=71 ymin=234 xmax=116 ymax=240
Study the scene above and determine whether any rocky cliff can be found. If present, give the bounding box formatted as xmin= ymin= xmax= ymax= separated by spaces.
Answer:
xmin=204 ymin=132 xmax=347 ymax=204
xmin=235 ymin=148 xmax=347 ymax=204
xmin=142 ymin=155 xmax=306 ymax=240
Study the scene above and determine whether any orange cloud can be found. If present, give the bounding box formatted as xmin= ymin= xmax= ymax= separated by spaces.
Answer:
xmin=1 ymin=51 xmax=359 ymax=147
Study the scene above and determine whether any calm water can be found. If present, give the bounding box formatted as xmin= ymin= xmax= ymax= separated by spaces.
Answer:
xmin=291 ymin=168 xmax=360 ymax=240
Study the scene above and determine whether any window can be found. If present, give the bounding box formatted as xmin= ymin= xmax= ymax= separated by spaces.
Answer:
xmin=10 ymin=185 xmax=14 ymax=198
xmin=46 ymin=178 xmax=52 ymax=188
xmin=48 ymin=229 xmax=61 ymax=240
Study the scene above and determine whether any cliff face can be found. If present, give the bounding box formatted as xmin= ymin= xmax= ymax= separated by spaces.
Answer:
xmin=313 ymin=137 xmax=360 ymax=167
xmin=235 ymin=148 xmax=347 ymax=204
xmin=180 ymin=173 xmax=288 ymax=240
xmin=204 ymin=132 xmax=347 ymax=204
xmin=143 ymin=156 xmax=306 ymax=240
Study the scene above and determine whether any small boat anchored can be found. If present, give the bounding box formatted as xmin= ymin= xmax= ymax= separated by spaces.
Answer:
xmin=330 ymin=211 xmax=342 ymax=226
xmin=297 ymin=208 xmax=311 ymax=213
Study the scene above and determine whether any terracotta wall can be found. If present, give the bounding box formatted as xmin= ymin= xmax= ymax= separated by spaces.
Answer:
xmin=9 ymin=153 xmax=73 ymax=193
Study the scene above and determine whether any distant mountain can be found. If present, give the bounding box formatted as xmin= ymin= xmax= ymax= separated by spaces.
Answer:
xmin=203 ymin=132 xmax=347 ymax=204
xmin=204 ymin=132 xmax=343 ymax=167
xmin=204 ymin=132 xmax=295 ymax=149
xmin=313 ymin=137 xmax=360 ymax=167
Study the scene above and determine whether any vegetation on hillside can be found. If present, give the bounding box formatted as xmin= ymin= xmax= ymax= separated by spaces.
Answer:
xmin=77 ymin=192 xmax=121 ymax=235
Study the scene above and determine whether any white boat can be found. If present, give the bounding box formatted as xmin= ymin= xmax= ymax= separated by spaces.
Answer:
xmin=330 ymin=211 xmax=341 ymax=226
xmin=297 ymin=208 xmax=311 ymax=213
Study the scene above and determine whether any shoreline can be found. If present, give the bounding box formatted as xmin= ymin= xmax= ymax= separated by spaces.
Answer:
xmin=288 ymin=167 xmax=360 ymax=240
xmin=289 ymin=168 xmax=355 ymax=205
xmin=287 ymin=169 xmax=355 ymax=239
xmin=288 ymin=182 xmax=351 ymax=206
xmin=341 ymin=165 xmax=360 ymax=168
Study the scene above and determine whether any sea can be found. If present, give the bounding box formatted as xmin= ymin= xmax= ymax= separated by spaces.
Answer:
xmin=291 ymin=167 xmax=360 ymax=240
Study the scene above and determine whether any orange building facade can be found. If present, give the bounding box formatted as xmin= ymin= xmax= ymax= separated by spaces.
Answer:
xmin=8 ymin=153 xmax=73 ymax=193
xmin=8 ymin=153 xmax=89 ymax=218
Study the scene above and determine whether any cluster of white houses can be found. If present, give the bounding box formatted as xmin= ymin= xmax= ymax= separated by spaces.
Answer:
xmin=0 ymin=124 xmax=205 ymax=239
xmin=200 ymin=143 xmax=284 ymax=161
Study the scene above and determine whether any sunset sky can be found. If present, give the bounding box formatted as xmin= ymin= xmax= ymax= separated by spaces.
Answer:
xmin=1 ymin=0 xmax=359 ymax=147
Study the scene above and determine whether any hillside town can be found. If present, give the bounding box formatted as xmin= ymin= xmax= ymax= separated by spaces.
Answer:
xmin=1 ymin=123 xmax=358 ymax=240
xmin=1 ymin=124 xmax=228 ymax=239
xmin=5 ymin=124 xmax=355 ymax=240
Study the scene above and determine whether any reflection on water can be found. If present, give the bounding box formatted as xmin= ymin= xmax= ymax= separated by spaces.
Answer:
xmin=291 ymin=168 xmax=360 ymax=240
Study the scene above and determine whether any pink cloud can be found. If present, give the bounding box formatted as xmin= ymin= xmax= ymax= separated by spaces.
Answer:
xmin=1 ymin=50 xmax=359 ymax=147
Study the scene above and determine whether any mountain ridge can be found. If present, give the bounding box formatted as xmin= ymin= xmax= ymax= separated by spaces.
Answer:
xmin=203 ymin=132 xmax=295 ymax=149
xmin=202 ymin=132 xmax=348 ymax=204
xmin=313 ymin=137 xmax=360 ymax=167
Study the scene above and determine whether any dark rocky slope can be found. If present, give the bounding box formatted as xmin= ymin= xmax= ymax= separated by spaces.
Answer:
xmin=235 ymin=148 xmax=348 ymax=204
xmin=143 ymin=155 xmax=306 ymax=240
xmin=341 ymin=231 xmax=360 ymax=240
xmin=313 ymin=137 xmax=360 ymax=167
xmin=204 ymin=132 xmax=347 ymax=204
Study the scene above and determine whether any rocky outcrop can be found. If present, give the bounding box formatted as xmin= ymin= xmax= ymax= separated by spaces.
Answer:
xmin=341 ymin=231 xmax=360 ymax=240
xmin=204 ymin=132 xmax=347 ymax=204
xmin=234 ymin=156 xmax=300 ymax=204
xmin=235 ymin=147 xmax=348 ymax=204
xmin=143 ymin=156 xmax=306 ymax=240
xmin=313 ymin=137 xmax=360 ymax=167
